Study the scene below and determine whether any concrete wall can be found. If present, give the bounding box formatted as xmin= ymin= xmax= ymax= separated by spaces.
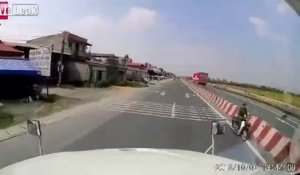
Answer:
xmin=27 ymin=34 xmax=65 ymax=53
xmin=126 ymin=69 xmax=145 ymax=81
xmin=91 ymin=66 xmax=107 ymax=84
xmin=66 ymin=62 xmax=90 ymax=82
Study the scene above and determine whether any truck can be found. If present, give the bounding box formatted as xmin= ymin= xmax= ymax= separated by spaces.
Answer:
xmin=193 ymin=72 xmax=209 ymax=85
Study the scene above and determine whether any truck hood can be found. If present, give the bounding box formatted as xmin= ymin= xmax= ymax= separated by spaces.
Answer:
xmin=0 ymin=148 xmax=276 ymax=175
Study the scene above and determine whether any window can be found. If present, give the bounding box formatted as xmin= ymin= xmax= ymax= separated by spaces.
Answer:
xmin=68 ymin=42 xmax=72 ymax=49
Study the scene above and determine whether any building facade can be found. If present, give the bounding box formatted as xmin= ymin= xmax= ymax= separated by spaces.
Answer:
xmin=89 ymin=53 xmax=127 ymax=86
xmin=27 ymin=31 xmax=92 ymax=84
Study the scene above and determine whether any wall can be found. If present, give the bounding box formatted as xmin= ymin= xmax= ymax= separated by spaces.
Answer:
xmin=91 ymin=66 xmax=107 ymax=84
xmin=27 ymin=34 xmax=65 ymax=53
xmin=66 ymin=62 xmax=90 ymax=82
xmin=126 ymin=69 xmax=145 ymax=81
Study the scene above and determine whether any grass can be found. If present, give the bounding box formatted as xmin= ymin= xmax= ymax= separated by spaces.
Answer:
xmin=229 ymin=85 xmax=300 ymax=108
xmin=0 ymin=95 xmax=83 ymax=129
xmin=126 ymin=81 xmax=149 ymax=88
xmin=0 ymin=108 xmax=14 ymax=129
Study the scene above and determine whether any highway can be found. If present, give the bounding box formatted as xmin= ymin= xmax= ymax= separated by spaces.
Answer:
xmin=205 ymin=85 xmax=299 ymax=138
xmin=0 ymin=80 xmax=263 ymax=169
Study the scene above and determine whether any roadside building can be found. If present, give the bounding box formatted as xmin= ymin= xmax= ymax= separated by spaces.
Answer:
xmin=0 ymin=41 xmax=42 ymax=100
xmin=0 ymin=58 xmax=41 ymax=99
xmin=88 ymin=53 xmax=127 ymax=86
xmin=126 ymin=58 xmax=146 ymax=81
xmin=27 ymin=31 xmax=92 ymax=85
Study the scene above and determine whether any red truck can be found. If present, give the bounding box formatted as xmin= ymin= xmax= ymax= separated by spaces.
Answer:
xmin=193 ymin=72 xmax=209 ymax=85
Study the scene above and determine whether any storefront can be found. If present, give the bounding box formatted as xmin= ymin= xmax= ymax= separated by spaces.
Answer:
xmin=0 ymin=58 xmax=41 ymax=99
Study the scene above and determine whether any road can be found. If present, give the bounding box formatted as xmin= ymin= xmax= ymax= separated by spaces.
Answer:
xmin=205 ymin=85 xmax=299 ymax=138
xmin=0 ymin=80 xmax=263 ymax=168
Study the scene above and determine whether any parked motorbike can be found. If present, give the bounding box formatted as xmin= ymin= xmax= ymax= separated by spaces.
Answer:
xmin=232 ymin=113 xmax=251 ymax=141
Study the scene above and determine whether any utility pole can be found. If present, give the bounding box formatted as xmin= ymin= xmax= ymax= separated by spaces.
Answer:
xmin=46 ymin=44 xmax=54 ymax=95
xmin=57 ymin=32 xmax=66 ymax=87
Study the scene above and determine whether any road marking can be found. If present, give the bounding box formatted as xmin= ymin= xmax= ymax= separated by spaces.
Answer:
xmin=105 ymin=100 xmax=222 ymax=122
xmin=245 ymin=141 xmax=267 ymax=164
xmin=172 ymin=102 xmax=176 ymax=117
xmin=106 ymin=108 xmax=223 ymax=122
xmin=160 ymin=91 xmax=166 ymax=96
xmin=216 ymin=89 xmax=298 ymax=128
xmin=183 ymin=81 xmax=267 ymax=164
xmin=185 ymin=93 xmax=190 ymax=98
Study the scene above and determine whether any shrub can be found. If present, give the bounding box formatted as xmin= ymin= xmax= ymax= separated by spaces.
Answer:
xmin=40 ymin=94 xmax=60 ymax=103
xmin=0 ymin=109 xmax=13 ymax=128
xmin=71 ymin=81 xmax=85 ymax=87
xmin=126 ymin=81 xmax=148 ymax=88
xmin=96 ymin=82 xmax=111 ymax=88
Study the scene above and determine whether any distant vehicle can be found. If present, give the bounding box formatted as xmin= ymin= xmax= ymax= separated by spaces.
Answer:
xmin=193 ymin=72 xmax=209 ymax=85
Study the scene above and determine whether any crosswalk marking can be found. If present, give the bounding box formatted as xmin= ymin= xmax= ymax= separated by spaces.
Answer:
xmin=185 ymin=93 xmax=190 ymax=98
xmin=103 ymin=100 xmax=225 ymax=122
xmin=160 ymin=91 xmax=166 ymax=96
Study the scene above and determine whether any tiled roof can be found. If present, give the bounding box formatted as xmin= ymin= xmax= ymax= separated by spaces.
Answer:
xmin=0 ymin=43 xmax=23 ymax=53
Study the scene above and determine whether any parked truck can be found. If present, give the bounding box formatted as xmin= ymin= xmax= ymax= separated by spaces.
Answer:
xmin=193 ymin=72 xmax=209 ymax=85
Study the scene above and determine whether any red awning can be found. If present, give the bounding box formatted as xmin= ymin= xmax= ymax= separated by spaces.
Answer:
xmin=0 ymin=43 xmax=24 ymax=57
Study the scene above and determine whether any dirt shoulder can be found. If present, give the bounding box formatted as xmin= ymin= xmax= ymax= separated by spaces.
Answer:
xmin=0 ymin=86 xmax=141 ymax=129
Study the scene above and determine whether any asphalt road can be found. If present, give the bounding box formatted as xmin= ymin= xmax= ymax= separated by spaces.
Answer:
xmin=62 ymin=80 xmax=263 ymax=164
xmin=205 ymin=85 xmax=299 ymax=138
xmin=0 ymin=80 xmax=263 ymax=169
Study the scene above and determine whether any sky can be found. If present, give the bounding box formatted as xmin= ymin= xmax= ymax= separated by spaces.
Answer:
xmin=1 ymin=0 xmax=300 ymax=93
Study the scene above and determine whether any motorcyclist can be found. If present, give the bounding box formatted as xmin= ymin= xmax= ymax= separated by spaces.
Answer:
xmin=239 ymin=103 xmax=248 ymax=119
xmin=232 ymin=103 xmax=249 ymax=135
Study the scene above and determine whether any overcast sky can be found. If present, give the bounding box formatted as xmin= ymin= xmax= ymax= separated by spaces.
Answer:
xmin=1 ymin=0 xmax=300 ymax=92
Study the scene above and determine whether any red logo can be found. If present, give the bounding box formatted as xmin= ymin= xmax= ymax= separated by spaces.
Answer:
xmin=0 ymin=1 xmax=8 ymax=20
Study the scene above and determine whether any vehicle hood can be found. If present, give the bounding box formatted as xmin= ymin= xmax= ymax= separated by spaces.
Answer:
xmin=0 ymin=148 xmax=271 ymax=175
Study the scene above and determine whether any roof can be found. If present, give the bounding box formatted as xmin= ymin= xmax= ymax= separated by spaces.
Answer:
xmin=3 ymin=42 xmax=40 ymax=49
xmin=0 ymin=43 xmax=23 ymax=53
xmin=286 ymin=0 xmax=300 ymax=16
xmin=91 ymin=53 xmax=117 ymax=58
xmin=63 ymin=31 xmax=92 ymax=46
xmin=0 ymin=58 xmax=41 ymax=76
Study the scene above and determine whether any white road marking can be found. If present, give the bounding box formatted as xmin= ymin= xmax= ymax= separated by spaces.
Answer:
xmin=217 ymin=89 xmax=298 ymax=128
xmin=107 ymin=107 xmax=171 ymax=116
xmin=160 ymin=91 xmax=166 ymax=96
xmin=183 ymin=81 xmax=267 ymax=164
xmin=106 ymin=104 xmax=171 ymax=110
xmin=105 ymin=100 xmax=222 ymax=122
xmin=172 ymin=102 xmax=176 ymax=118
xmin=245 ymin=141 xmax=267 ymax=164
xmin=106 ymin=108 xmax=221 ymax=122
xmin=185 ymin=93 xmax=190 ymax=98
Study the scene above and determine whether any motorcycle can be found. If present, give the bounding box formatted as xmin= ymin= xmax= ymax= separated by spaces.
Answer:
xmin=232 ymin=113 xmax=251 ymax=141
